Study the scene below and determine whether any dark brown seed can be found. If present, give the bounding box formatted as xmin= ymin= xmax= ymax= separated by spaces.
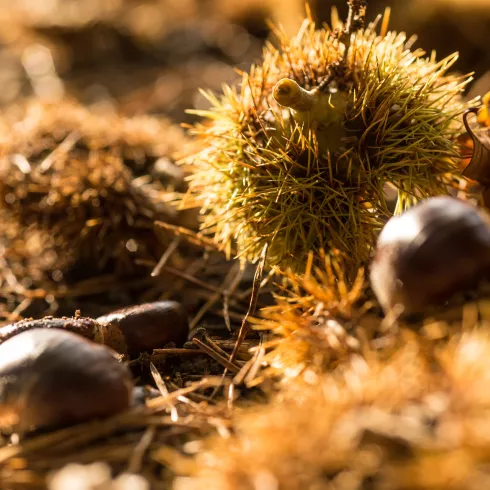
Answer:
xmin=0 ymin=315 xmax=128 ymax=353
xmin=0 ymin=301 xmax=189 ymax=355
xmin=370 ymin=196 xmax=490 ymax=315
xmin=96 ymin=300 xmax=189 ymax=355
xmin=0 ymin=316 xmax=99 ymax=345
xmin=0 ymin=329 xmax=133 ymax=432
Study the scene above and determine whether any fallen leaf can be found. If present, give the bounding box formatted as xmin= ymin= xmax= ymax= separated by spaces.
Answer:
xmin=462 ymin=107 xmax=490 ymax=185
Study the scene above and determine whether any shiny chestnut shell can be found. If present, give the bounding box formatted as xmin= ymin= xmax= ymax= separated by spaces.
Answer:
xmin=0 ymin=329 xmax=133 ymax=432
xmin=370 ymin=196 xmax=490 ymax=315
xmin=0 ymin=301 xmax=190 ymax=356
xmin=96 ymin=300 xmax=189 ymax=354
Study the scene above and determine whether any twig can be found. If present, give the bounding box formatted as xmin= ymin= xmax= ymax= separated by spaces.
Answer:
xmin=155 ymin=221 xmax=237 ymax=255
xmin=192 ymin=338 xmax=241 ymax=374
xmin=151 ymin=348 xmax=200 ymax=355
xmin=229 ymin=243 xmax=268 ymax=364
xmin=167 ymin=380 xmax=217 ymax=404
xmin=126 ymin=425 xmax=156 ymax=473
xmin=151 ymin=236 xmax=182 ymax=277
xmin=38 ymin=131 xmax=80 ymax=174
xmin=8 ymin=298 xmax=32 ymax=321
xmin=223 ymin=264 xmax=245 ymax=332
xmin=319 ymin=0 xmax=368 ymax=92
xmin=342 ymin=0 xmax=367 ymax=42
xmin=150 ymin=363 xmax=179 ymax=422
xmin=161 ymin=266 xmax=222 ymax=294
xmin=204 ymin=334 xmax=232 ymax=360
xmin=233 ymin=339 xmax=265 ymax=386
xmin=214 ymin=308 xmax=248 ymax=323
xmin=189 ymin=261 xmax=242 ymax=329
xmin=147 ymin=378 xmax=222 ymax=409
xmin=127 ymin=349 xmax=202 ymax=367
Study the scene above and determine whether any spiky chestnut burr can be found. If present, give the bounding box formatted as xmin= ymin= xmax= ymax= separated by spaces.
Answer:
xmin=183 ymin=8 xmax=472 ymax=272
xmin=255 ymin=251 xmax=367 ymax=381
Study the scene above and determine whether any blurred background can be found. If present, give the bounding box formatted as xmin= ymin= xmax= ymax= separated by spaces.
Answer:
xmin=0 ymin=0 xmax=488 ymax=124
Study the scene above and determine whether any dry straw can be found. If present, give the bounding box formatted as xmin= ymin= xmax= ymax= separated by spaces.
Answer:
xmin=175 ymin=330 xmax=490 ymax=490
xmin=0 ymin=99 xmax=189 ymax=311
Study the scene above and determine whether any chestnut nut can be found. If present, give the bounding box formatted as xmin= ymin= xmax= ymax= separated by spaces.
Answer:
xmin=0 ymin=329 xmax=133 ymax=432
xmin=96 ymin=300 xmax=189 ymax=354
xmin=370 ymin=196 xmax=490 ymax=315
xmin=0 ymin=300 xmax=189 ymax=355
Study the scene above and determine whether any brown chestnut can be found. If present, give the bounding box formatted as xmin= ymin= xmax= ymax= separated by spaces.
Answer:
xmin=0 ymin=316 xmax=105 ymax=348
xmin=0 ymin=329 xmax=133 ymax=432
xmin=96 ymin=300 xmax=189 ymax=354
xmin=0 ymin=301 xmax=189 ymax=355
xmin=370 ymin=196 xmax=490 ymax=315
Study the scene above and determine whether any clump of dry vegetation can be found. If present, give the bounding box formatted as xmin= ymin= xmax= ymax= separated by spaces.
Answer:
xmin=0 ymin=376 xmax=233 ymax=489
xmin=251 ymin=252 xmax=370 ymax=382
xmin=175 ymin=329 xmax=490 ymax=490
xmin=0 ymin=99 xmax=191 ymax=317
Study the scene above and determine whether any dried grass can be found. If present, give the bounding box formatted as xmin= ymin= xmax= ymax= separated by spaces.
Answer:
xmin=0 ymin=99 xmax=191 ymax=316
xmin=176 ymin=328 xmax=490 ymax=490
xmin=0 ymin=377 xmax=231 ymax=490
